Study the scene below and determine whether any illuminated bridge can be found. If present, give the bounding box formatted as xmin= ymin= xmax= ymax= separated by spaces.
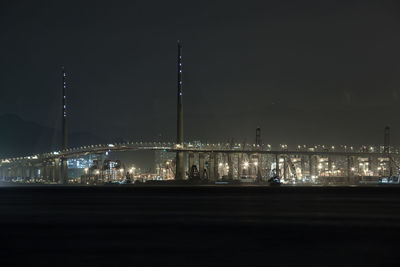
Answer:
xmin=1 ymin=42 xmax=398 ymax=185
xmin=0 ymin=141 xmax=399 ymax=185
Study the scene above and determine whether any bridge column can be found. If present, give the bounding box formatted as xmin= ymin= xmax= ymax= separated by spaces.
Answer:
xmin=199 ymin=153 xmax=205 ymax=179
xmin=209 ymin=153 xmax=215 ymax=180
xmin=23 ymin=165 xmax=27 ymax=179
xmin=54 ymin=158 xmax=60 ymax=183
xmin=51 ymin=162 xmax=57 ymax=183
xmin=61 ymin=157 xmax=68 ymax=184
xmin=214 ymin=153 xmax=219 ymax=180
xmin=328 ymin=157 xmax=332 ymax=177
xmin=255 ymin=154 xmax=262 ymax=182
xmin=14 ymin=165 xmax=18 ymax=178
xmin=301 ymin=156 xmax=305 ymax=179
xmin=368 ymin=156 xmax=373 ymax=176
xmin=354 ymin=157 xmax=359 ymax=177
xmin=347 ymin=156 xmax=350 ymax=178
xmin=41 ymin=162 xmax=47 ymax=182
xmin=12 ymin=166 xmax=17 ymax=178
xmin=15 ymin=166 xmax=21 ymax=178
xmin=98 ymin=154 xmax=104 ymax=184
xmin=28 ymin=166 xmax=34 ymax=180
xmin=275 ymin=154 xmax=280 ymax=177
xmin=17 ymin=165 xmax=24 ymax=178
xmin=21 ymin=165 xmax=26 ymax=178
xmin=45 ymin=162 xmax=50 ymax=182
xmin=7 ymin=167 xmax=12 ymax=180
xmin=228 ymin=153 xmax=234 ymax=180
xmin=283 ymin=156 xmax=287 ymax=181
xmin=46 ymin=162 xmax=52 ymax=182
xmin=175 ymin=151 xmax=185 ymax=180
xmin=8 ymin=166 xmax=13 ymax=178
xmin=389 ymin=156 xmax=393 ymax=177
xmin=16 ymin=166 xmax=20 ymax=178
xmin=347 ymin=156 xmax=355 ymax=184
xmin=188 ymin=152 xmax=194 ymax=175
xmin=237 ymin=153 xmax=242 ymax=179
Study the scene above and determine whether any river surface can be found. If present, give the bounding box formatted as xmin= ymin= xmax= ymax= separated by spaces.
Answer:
xmin=0 ymin=185 xmax=399 ymax=266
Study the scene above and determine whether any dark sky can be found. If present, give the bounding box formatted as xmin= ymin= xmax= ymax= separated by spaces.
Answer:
xmin=1 ymin=0 xmax=400 ymax=147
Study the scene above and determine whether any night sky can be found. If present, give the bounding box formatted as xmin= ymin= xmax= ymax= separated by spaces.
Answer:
xmin=1 ymin=0 xmax=400 ymax=147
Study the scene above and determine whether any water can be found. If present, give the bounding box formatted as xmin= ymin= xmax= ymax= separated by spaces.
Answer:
xmin=0 ymin=185 xmax=399 ymax=266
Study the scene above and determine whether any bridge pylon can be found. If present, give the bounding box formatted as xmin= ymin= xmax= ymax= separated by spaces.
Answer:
xmin=175 ymin=41 xmax=185 ymax=180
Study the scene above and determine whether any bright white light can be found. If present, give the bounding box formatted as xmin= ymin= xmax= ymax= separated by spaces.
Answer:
xmin=108 ymin=144 xmax=114 ymax=147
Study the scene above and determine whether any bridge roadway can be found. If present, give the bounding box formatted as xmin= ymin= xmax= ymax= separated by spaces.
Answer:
xmin=1 ymin=142 xmax=397 ymax=162
xmin=0 ymin=141 xmax=399 ymax=183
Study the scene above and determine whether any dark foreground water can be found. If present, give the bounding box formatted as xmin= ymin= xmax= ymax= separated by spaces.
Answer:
xmin=1 ymin=185 xmax=400 ymax=267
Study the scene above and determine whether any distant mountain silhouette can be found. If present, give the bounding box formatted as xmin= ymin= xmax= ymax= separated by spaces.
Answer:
xmin=0 ymin=114 xmax=107 ymax=158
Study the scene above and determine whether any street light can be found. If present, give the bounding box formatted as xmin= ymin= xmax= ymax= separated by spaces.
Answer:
xmin=243 ymin=161 xmax=249 ymax=168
